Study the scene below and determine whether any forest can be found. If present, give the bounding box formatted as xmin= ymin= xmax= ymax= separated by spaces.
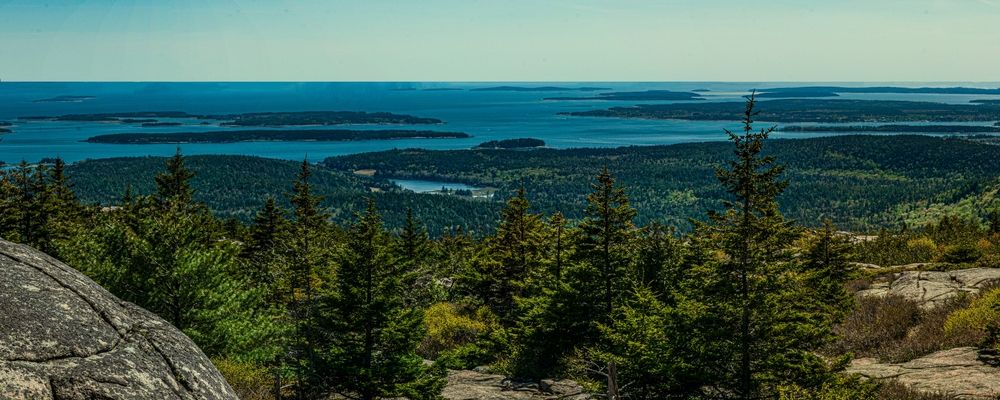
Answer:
xmin=3 ymin=96 xmax=1000 ymax=399
xmin=564 ymin=98 xmax=1000 ymax=122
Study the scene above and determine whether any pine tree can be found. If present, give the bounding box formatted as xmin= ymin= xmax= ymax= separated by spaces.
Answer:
xmin=575 ymin=167 xmax=637 ymax=323
xmin=802 ymin=220 xmax=855 ymax=324
xmin=284 ymin=158 xmax=332 ymax=397
xmin=477 ymin=187 xmax=548 ymax=323
xmin=697 ymin=93 xmax=828 ymax=397
xmin=155 ymin=147 xmax=195 ymax=206
xmin=321 ymin=200 xmax=444 ymax=400
xmin=399 ymin=207 xmax=431 ymax=263
xmin=633 ymin=222 xmax=684 ymax=303
xmin=548 ymin=212 xmax=570 ymax=282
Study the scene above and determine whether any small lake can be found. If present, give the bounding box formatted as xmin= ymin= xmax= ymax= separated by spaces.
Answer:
xmin=390 ymin=179 xmax=481 ymax=193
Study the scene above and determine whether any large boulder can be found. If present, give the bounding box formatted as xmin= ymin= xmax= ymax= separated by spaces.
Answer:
xmin=847 ymin=347 xmax=1000 ymax=399
xmin=0 ymin=240 xmax=237 ymax=399
xmin=857 ymin=267 xmax=1000 ymax=308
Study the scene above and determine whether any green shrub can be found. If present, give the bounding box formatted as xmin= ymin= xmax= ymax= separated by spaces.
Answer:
xmin=906 ymin=237 xmax=938 ymax=262
xmin=213 ymin=358 xmax=276 ymax=400
xmin=420 ymin=302 xmax=499 ymax=361
xmin=939 ymin=242 xmax=984 ymax=263
xmin=944 ymin=286 xmax=1000 ymax=344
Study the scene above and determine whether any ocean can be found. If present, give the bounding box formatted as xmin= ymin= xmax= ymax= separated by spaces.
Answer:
xmin=1 ymin=82 xmax=999 ymax=164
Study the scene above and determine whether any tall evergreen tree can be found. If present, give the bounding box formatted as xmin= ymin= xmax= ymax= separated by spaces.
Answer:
xmin=575 ymin=167 xmax=637 ymax=322
xmin=633 ymin=222 xmax=684 ymax=303
xmin=802 ymin=220 xmax=855 ymax=324
xmin=697 ymin=93 xmax=829 ymax=397
xmin=155 ymin=147 xmax=195 ymax=205
xmin=476 ymin=187 xmax=548 ymax=323
xmin=284 ymin=158 xmax=333 ymax=397
xmin=321 ymin=200 xmax=444 ymax=400
xmin=548 ymin=212 xmax=570 ymax=282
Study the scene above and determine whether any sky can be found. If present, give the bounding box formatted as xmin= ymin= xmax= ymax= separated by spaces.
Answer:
xmin=1 ymin=0 xmax=999 ymax=82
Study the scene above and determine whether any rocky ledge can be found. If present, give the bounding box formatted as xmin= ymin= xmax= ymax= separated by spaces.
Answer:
xmin=0 ymin=239 xmax=237 ymax=399
xmin=443 ymin=369 xmax=592 ymax=400
xmin=857 ymin=267 xmax=1000 ymax=309
xmin=847 ymin=347 xmax=1000 ymax=399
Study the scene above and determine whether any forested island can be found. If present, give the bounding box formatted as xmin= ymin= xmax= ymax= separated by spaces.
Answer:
xmin=20 ymin=110 xmax=444 ymax=126
xmin=0 ymin=128 xmax=10 ymax=134
xmin=474 ymin=138 xmax=545 ymax=149
xmin=757 ymin=86 xmax=1000 ymax=98
xmin=565 ymin=99 xmax=1000 ymax=123
xmin=544 ymin=90 xmax=703 ymax=101
xmin=471 ymin=86 xmax=611 ymax=92
xmin=780 ymin=124 xmax=1000 ymax=133
xmin=84 ymin=129 xmax=469 ymax=144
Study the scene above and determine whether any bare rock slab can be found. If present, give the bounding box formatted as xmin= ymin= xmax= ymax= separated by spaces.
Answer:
xmin=847 ymin=347 xmax=1000 ymax=399
xmin=0 ymin=239 xmax=237 ymax=400
xmin=856 ymin=267 xmax=1000 ymax=308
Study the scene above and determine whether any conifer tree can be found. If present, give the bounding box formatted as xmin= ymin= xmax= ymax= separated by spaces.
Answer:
xmin=399 ymin=207 xmax=431 ymax=263
xmin=477 ymin=187 xmax=548 ymax=323
xmin=321 ymin=200 xmax=444 ymax=400
xmin=697 ymin=93 xmax=829 ymax=397
xmin=284 ymin=158 xmax=332 ymax=396
xmin=155 ymin=147 xmax=195 ymax=206
xmin=575 ymin=167 xmax=637 ymax=322
xmin=633 ymin=222 xmax=684 ymax=303
xmin=802 ymin=220 xmax=855 ymax=324
xmin=548 ymin=212 xmax=570 ymax=282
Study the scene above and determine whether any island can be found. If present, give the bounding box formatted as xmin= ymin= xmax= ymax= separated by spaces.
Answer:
xmin=475 ymin=138 xmax=545 ymax=149
xmin=33 ymin=95 xmax=96 ymax=103
xmin=140 ymin=122 xmax=183 ymax=127
xmin=563 ymin=99 xmax=1000 ymax=123
xmin=471 ymin=86 xmax=611 ymax=92
xmin=0 ymin=122 xmax=11 ymax=127
xmin=780 ymin=125 xmax=1000 ymax=133
xmin=422 ymin=88 xmax=464 ymax=91
xmin=972 ymin=99 xmax=1000 ymax=105
xmin=758 ymin=86 xmax=1000 ymax=98
xmin=19 ymin=110 xmax=444 ymax=127
xmin=84 ymin=129 xmax=470 ymax=144
xmin=120 ymin=119 xmax=159 ymax=124
xmin=545 ymin=90 xmax=703 ymax=101
xmin=0 ymin=128 xmax=10 ymax=134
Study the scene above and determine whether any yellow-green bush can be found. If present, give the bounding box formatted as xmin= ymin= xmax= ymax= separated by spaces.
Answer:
xmin=212 ymin=358 xmax=276 ymax=400
xmin=905 ymin=236 xmax=938 ymax=262
xmin=944 ymin=287 xmax=1000 ymax=342
xmin=419 ymin=302 xmax=497 ymax=358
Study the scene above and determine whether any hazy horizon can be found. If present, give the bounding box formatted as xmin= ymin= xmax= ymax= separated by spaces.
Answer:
xmin=2 ymin=0 xmax=999 ymax=82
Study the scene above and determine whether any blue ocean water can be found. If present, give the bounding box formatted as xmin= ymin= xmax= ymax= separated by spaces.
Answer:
xmin=1 ymin=82 xmax=999 ymax=164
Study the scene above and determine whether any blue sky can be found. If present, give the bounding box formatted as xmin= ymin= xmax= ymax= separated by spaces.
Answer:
xmin=1 ymin=0 xmax=998 ymax=81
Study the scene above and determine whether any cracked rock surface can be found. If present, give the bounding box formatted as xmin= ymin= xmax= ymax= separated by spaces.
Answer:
xmin=0 ymin=239 xmax=236 ymax=400
xmin=442 ymin=369 xmax=592 ymax=400
xmin=856 ymin=268 xmax=1000 ymax=309
xmin=847 ymin=347 xmax=1000 ymax=399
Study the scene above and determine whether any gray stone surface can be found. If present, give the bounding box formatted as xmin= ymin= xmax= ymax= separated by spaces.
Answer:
xmin=847 ymin=347 xmax=1000 ymax=399
xmin=856 ymin=267 xmax=1000 ymax=308
xmin=0 ymin=239 xmax=236 ymax=400
xmin=442 ymin=369 xmax=592 ymax=400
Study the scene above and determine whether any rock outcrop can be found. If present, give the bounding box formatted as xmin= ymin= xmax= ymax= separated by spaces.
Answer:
xmin=847 ymin=347 xmax=1000 ymax=399
xmin=443 ymin=369 xmax=592 ymax=400
xmin=0 ymin=239 xmax=237 ymax=399
xmin=856 ymin=267 xmax=1000 ymax=308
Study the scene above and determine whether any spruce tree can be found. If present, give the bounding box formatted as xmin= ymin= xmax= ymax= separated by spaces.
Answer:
xmin=697 ymin=93 xmax=829 ymax=397
xmin=548 ymin=212 xmax=570 ymax=282
xmin=321 ymin=200 xmax=444 ymax=400
xmin=802 ymin=220 xmax=855 ymax=325
xmin=633 ymin=222 xmax=684 ymax=303
xmin=574 ymin=167 xmax=637 ymax=323
xmin=477 ymin=187 xmax=548 ymax=323
xmin=155 ymin=147 xmax=195 ymax=206
xmin=284 ymin=158 xmax=332 ymax=396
